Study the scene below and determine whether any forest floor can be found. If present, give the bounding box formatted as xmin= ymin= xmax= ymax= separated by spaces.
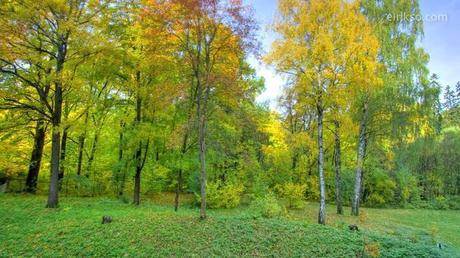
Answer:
xmin=1 ymin=194 xmax=459 ymax=257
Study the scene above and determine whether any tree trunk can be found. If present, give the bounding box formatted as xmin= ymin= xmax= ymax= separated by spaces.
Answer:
xmin=25 ymin=119 xmax=46 ymax=193
xmin=133 ymin=139 xmax=149 ymax=205
xmin=292 ymin=153 xmax=298 ymax=170
xmin=352 ymin=102 xmax=369 ymax=216
xmin=117 ymin=121 xmax=125 ymax=197
xmin=132 ymin=70 xmax=146 ymax=206
xmin=333 ymin=120 xmax=343 ymax=215
xmin=197 ymin=85 xmax=209 ymax=220
xmin=198 ymin=113 xmax=207 ymax=219
xmin=174 ymin=169 xmax=182 ymax=211
xmin=47 ymin=42 xmax=66 ymax=208
xmin=76 ymin=111 xmax=88 ymax=176
xmin=119 ymin=171 xmax=126 ymax=197
xmin=47 ymin=88 xmax=62 ymax=208
xmin=86 ymin=131 xmax=99 ymax=177
xmin=317 ymin=103 xmax=326 ymax=225
xmin=58 ymin=128 xmax=68 ymax=188
xmin=175 ymin=129 xmax=189 ymax=211
xmin=76 ymin=134 xmax=85 ymax=176
xmin=133 ymin=148 xmax=141 ymax=205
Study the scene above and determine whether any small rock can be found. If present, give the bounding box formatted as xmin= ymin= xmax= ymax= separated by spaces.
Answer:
xmin=102 ymin=215 xmax=112 ymax=224
xmin=348 ymin=224 xmax=359 ymax=231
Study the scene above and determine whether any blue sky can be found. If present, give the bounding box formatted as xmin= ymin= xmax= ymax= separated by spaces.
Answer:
xmin=247 ymin=0 xmax=460 ymax=109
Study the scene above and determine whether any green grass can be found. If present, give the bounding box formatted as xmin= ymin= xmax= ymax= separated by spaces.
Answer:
xmin=0 ymin=194 xmax=458 ymax=257
xmin=290 ymin=203 xmax=460 ymax=250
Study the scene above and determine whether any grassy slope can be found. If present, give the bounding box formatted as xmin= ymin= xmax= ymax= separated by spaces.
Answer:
xmin=0 ymin=195 xmax=458 ymax=257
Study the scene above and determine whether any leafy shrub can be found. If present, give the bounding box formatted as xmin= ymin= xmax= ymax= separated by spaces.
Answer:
xmin=433 ymin=196 xmax=448 ymax=210
xmin=407 ymin=198 xmax=431 ymax=209
xmin=406 ymin=196 xmax=459 ymax=210
xmin=250 ymin=193 xmax=283 ymax=218
xmin=304 ymin=176 xmax=319 ymax=200
xmin=395 ymin=169 xmax=420 ymax=205
xmin=447 ymin=196 xmax=460 ymax=210
xmin=197 ymin=182 xmax=244 ymax=209
xmin=222 ymin=184 xmax=245 ymax=208
xmin=61 ymin=175 xmax=96 ymax=197
xmin=365 ymin=169 xmax=396 ymax=207
xmin=143 ymin=165 xmax=171 ymax=194
xmin=275 ymin=182 xmax=306 ymax=208
xmin=249 ymin=178 xmax=270 ymax=200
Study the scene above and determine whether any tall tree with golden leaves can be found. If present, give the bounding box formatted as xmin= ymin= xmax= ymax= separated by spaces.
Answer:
xmin=267 ymin=0 xmax=380 ymax=224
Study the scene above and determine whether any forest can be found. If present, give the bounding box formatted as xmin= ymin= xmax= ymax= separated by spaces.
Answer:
xmin=0 ymin=0 xmax=459 ymax=257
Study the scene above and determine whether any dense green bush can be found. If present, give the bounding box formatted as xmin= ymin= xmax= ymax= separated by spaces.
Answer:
xmin=433 ymin=196 xmax=449 ymax=210
xmin=406 ymin=199 xmax=431 ymax=209
xmin=250 ymin=192 xmax=283 ymax=218
xmin=249 ymin=178 xmax=270 ymax=200
xmin=275 ymin=182 xmax=306 ymax=208
xmin=304 ymin=175 xmax=320 ymax=200
xmin=395 ymin=129 xmax=460 ymax=204
xmin=197 ymin=182 xmax=244 ymax=209
xmin=404 ymin=195 xmax=460 ymax=210
xmin=365 ymin=170 xmax=396 ymax=207
xmin=447 ymin=196 xmax=460 ymax=210
xmin=394 ymin=169 xmax=420 ymax=205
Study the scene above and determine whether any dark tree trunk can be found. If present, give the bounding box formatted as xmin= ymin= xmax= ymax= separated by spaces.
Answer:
xmin=76 ymin=134 xmax=85 ymax=176
xmin=58 ymin=128 xmax=68 ymax=188
xmin=352 ymin=102 xmax=369 ymax=216
xmin=132 ymin=71 xmax=149 ymax=205
xmin=25 ymin=119 xmax=46 ymax=193
xmin=292 ymin=153 xmax=298 ymax=170
xmin=174 ymin=169 xmax=182 ymax=211
xmin=86 ymin=131 xmax=99 ymax=177
xmin=117 ymin=121 xmax=125 ymax=197
xmin=133 ymin=149 xmax=141 ymax=205
xmin=76 ymin=111 xmax=88 ymax=176
xmin=119 ymin=171 xmax=126 ymax=197
xmin=47 ymin=41 xmax=66 ymax=208
xmin=133 ymin=71 xmax=142 ymax=205
xmin=333 ymin=120 xmax=343 ymax=215
xmin=133 ymin=139 xmax=149 ymax=205
xmin=317 ymin=102 xmax=326 ymax=225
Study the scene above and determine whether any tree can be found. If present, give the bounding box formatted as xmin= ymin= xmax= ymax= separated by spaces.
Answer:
xmin=355 ymin=0 xmax=439 ymax=215
xmin=267 ymin=0 xmax=380 ymax=224
xmin=443 ymin=81 xmax=460 ymax=126
xmin=351 ymin=95 xmax=370 ymax=216
xmin=0 ymin=5 xmax=53 ymax=193
xmin=162 ymin=0 xmax=258 ymax=219
xmin=0 ymin=0 xmax=111 ymax=207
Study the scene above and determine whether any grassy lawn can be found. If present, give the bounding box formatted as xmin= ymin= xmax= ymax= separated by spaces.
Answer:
xmin=0 ymin=194 xmax=458 ymax=257
xmin=290 ymin=203 xmax=460 ymax=250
